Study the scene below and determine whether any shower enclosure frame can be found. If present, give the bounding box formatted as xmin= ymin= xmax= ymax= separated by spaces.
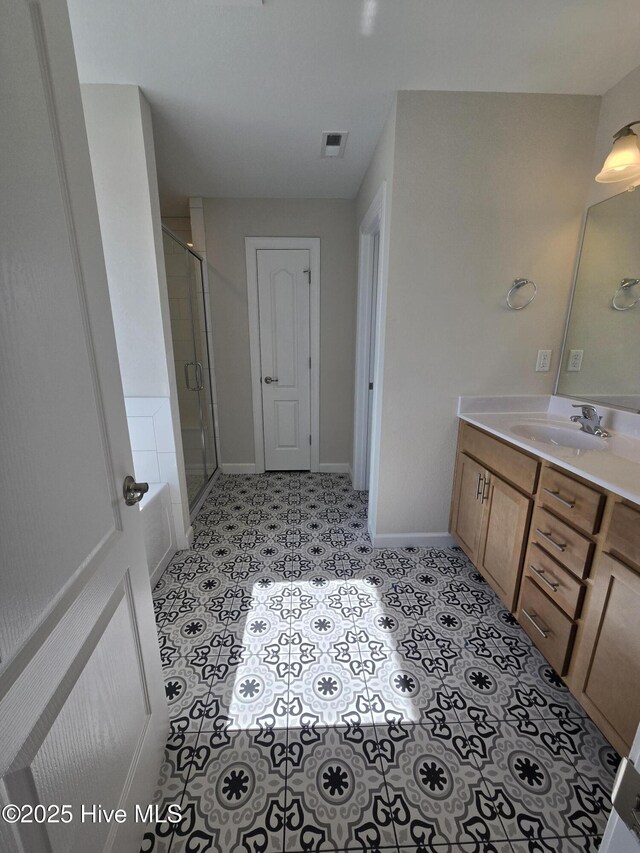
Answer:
xmin=162 ymin=225 xmax=220 ymax=516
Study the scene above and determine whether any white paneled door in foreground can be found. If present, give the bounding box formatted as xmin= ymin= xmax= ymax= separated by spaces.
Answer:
xmin=257 ymin=249 xmax=312 ymax=470
xmin=0 ymin=3 xmax=168 ymax=853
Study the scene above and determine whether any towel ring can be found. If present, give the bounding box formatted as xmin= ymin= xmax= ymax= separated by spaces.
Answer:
xmin=507 ymin=278 xmax=537 ymax=310
xmin=611 ymin=278 xmax=640 ymax=311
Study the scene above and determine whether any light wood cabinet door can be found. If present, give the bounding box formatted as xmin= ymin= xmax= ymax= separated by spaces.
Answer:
xmin=451 ymin=452 xmax=486 ymax=564
xmin=478 ymin=474 xmax=532 ymax=610
xmin=572 ymin=553 xmax=640 ymax=756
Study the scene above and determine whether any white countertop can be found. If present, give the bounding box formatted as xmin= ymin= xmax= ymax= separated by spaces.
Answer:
xmin=458 ymin=396 xmax=640 ymax=506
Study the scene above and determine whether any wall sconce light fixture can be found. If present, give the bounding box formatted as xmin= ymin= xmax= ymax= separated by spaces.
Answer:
xmin=596 ymin=121 xmax=640 ymax=183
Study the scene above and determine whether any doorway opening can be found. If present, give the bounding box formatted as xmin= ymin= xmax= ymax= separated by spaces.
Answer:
xmin=245 ymin=237 xmax=320 ymax=474
xmin=352 ymin=182 xmax=388 ymax=534
xmin=352 ymin=181 xmax=388 ymax=542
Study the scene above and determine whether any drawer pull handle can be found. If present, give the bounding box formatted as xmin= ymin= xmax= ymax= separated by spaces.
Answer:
xmin=543 ymin=488 xmax=576 ymax=510
xmin=482 ymin=476 xmax=491 ymax=503
xmin=535 ymin=528 xmax=567 ymax=552
xmin=522 ymin=608 xmax=550 ymax=639
xmin=529 ymin=565 xmax=560 ymax=592
xmin=476 ymin=473 xmax=484 ymax=500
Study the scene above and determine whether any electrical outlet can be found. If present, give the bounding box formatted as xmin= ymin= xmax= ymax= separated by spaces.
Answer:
xmin=536 ymin=350 xmax=552 ymax=372
xmin=567 ymin=349 xmax=584 ymax=372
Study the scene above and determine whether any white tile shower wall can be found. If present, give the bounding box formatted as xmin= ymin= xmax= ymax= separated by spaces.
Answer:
xmin=125 ymin=396 xmax=190 ymax=549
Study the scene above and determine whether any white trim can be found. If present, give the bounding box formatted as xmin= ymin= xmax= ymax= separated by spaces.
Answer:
xmin=318 ymin=462 xmax=351 ymax=473
xmin=245 ymin=237 xmax=320 ymax=474
xmin=221 ymin=463 xmax=257 ymax=474
xmin=185 ymin=525 xmax=194 ymax=547
xmin=352 ymin=182 xmax=390 ymax=549
xmin=149 ymin=547 xmax=174 ymax=588
xmin=370 ymin=532 xmax=456 ymax=549
xmin=353 ymin=182 xmax=387 ymax=492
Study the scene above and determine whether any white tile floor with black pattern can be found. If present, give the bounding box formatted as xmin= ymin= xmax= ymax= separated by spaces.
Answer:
xmin=141 ymin=473 xmax=617 ymax=853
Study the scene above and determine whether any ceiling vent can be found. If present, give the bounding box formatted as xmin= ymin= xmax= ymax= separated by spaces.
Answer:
xmin=321 ymin=131 xmax=348 ymax=158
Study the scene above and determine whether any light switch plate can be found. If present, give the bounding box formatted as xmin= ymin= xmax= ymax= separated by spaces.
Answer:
xmin=536 ymin=350 xmax=552 ymax=372
xmin=568 ymin=349 xmax=584 ymax=372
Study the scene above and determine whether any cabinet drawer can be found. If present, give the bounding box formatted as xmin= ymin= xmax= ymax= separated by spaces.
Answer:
xmin=460 ymin=423 xmax=539 ymax=494
xmin=606 ymin=502 xmax=640 ymax=572
xmin=518 ymin=576 xmax=576 ymax=675
xmin=524 ymin=543 xmax=585 ymax=619
xmin=531 ymin=506 xmax=593 ymax=579
xmin=539 ymin=467 xmax=604 ymax=535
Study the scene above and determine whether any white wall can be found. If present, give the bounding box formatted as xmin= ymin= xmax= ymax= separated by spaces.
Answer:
xmin=201 ymin=198 xmax=357 ymax=467
xmin=373 ymin=90 xmax=600 ymax=538
xmin=81 ymin=84 xmax=190 ymax=546
xmin=356 ymin=98 xmax=397 ymax=227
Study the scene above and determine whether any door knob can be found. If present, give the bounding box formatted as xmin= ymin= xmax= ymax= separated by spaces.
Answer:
xmin=263 ymin=376 xmax=279 ymax=384
xmin=123 ymin=475 xmax=149 ymax=506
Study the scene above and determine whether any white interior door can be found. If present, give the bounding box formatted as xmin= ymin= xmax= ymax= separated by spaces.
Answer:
xmin=0 ymin=3 xmax=168 ymax=852
xmin=364 ymin=230 xmax=380 ymax=487
xmin=257 ymin=249 xmax=311 ymax=470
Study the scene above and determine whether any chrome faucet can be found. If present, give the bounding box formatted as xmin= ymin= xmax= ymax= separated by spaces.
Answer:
xmin=570 ymin=404 xmax=610 ymax=438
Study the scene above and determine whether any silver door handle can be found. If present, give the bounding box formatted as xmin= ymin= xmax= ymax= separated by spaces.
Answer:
xmin=529 ymin=565 xmax=560 ymax=592
xmin=194 ymin=361 xmax=204 ymax=391
xmin=264 ymin=376 xmax=279 ymax=384
xmin=535 ymin=528 xmax=567 ymax=552
xmin=543 ymin=488 xmax=576 ymax=509
xmin=521 ymin=608 xmax=549 ymax=639
xmin=184 ymin=361 xmax=196 ymax=391
xmin=123 ymin=475 xmax=149 ymax=506
xmin=475 ymin=473 xmax=484 ymax=500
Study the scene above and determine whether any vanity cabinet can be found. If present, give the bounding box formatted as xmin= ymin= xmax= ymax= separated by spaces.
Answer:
xmin=449 ymin=420 xmax=640 ymax=755
xmin=450 ymin=423 xmax=538 ymax=609
xmin=569 ymin=502 xmax=640 ymax=755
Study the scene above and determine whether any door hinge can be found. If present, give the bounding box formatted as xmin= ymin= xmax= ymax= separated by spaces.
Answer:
xmin=368 ymin=382 xmax=373 ymax=390
xmin=303 ymin=268 xmax=311 ymax=285
xmin=309 ymin=434 xmax=312 ymax=446
xmin=309 ymin=356 xmax=312 ymax=369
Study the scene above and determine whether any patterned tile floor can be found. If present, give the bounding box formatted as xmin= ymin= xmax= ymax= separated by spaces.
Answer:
xmin=141 ymin=473 xmax=618 ymax=853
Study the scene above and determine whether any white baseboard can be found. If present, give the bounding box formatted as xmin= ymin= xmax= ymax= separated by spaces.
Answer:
xmin=318 ymin=462 xmax=351 ymax=473
xmin=369 ymin=531 xmax=456 ymax=549
xmin=221 ymin=463 xmax=257 ymax=474
xmin=149 ymin=546 xmax=175 ymax=588
xmin=220 ymin=463 xmax=350 ymax=475
xmin=185 ymin=525 xmax=194 ymax=548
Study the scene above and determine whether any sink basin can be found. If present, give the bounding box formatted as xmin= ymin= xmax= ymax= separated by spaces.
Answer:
xmin=510 ymin=422 xmax=608 ymax=452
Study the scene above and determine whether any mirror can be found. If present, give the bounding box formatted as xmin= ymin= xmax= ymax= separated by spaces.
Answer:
xmin=557 ymin=188 xmax=640 ymax=412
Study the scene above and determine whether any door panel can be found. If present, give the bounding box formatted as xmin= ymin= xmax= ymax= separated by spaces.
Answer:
xmin=27 ymin=588 xmax=147 ymax=853
xmin=479 ymin=475 xmax=531 ymax=609
xmin=257 ymin=249 xmax=311 ymax=470
xmin=451 ymin=453 xmax=486 ymax=563
xmin=0 ymin=2 xmax=168 ymax=851
xmin=579 ymin=553 xmax=640 ymax=753
xmin=365 ymin=230 xmax=380 ymax=486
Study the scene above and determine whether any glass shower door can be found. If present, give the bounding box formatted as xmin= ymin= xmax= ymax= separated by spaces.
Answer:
xmin=163 ymin=227 xmax=218 ymax=510
xmin=188 ymin=251 xmax=218 ymax=485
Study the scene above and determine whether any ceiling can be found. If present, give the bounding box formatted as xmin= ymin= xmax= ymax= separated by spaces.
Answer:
xmin=68 ymin=0 xmax=640 ymax=211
